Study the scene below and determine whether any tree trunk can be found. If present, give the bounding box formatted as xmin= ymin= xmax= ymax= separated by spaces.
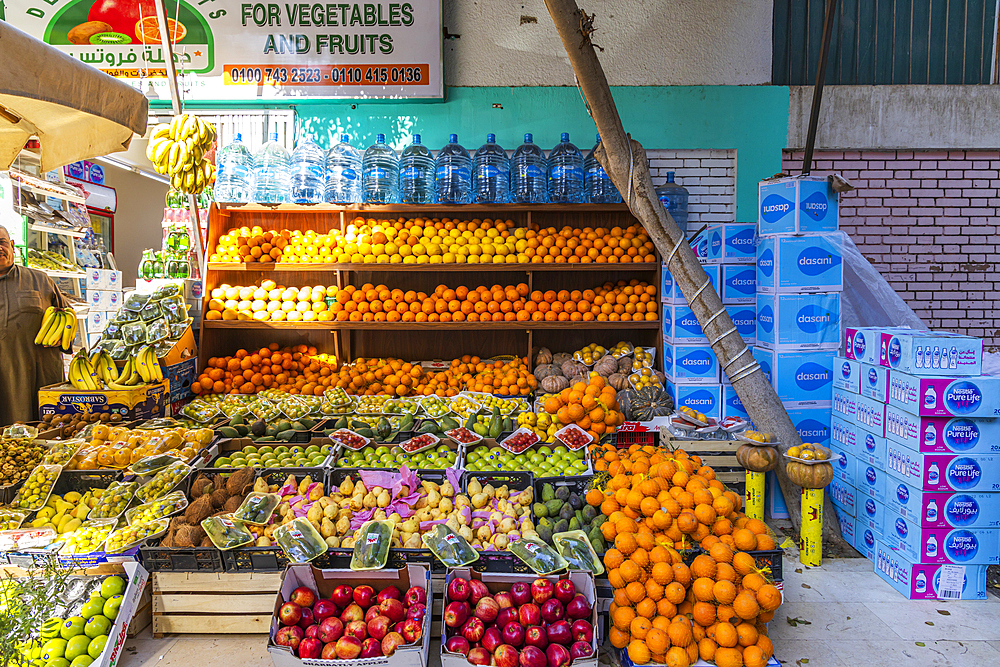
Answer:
xmin=542 ymin=0 xmax=847 ymax=549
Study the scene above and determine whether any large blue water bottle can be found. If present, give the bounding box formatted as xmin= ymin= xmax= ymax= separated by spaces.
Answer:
xmin=398 ymin=134 xmax=435 ymax=204
xmin=251 ymin=132 xmax=290 ymax=203
xmin=435 ymin=134 xmax=472 ymax=204
xmin=655 ymin=171 xmax=689 ymax=234
xmin=511 ymin=133 xmax=549 ymax=203
xmin=213 ymin=133 xmax=252 ymax=203
xmin=548 ymin=133 xmax=584 ymax=203
xmin=584 ymin=134 xmax=622 ymax=204
xmin=472 ymin=134 xmax=510 ymax=204
xmin=362 ymin=134 xmax=399 ymax=204
xmin=325 ymin=134 xmax=362 ymax=204
xmin=290 ymin=135 xmax=326 ymax=203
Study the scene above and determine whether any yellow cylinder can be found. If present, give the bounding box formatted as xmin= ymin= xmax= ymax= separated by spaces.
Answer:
xmin=745 ymin=471 xmax=765 ymax=520
xmin=800 ymin=488 xmax=824 ymax=566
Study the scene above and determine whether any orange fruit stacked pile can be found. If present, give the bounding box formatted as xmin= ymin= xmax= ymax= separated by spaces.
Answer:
xmin=542 ymin=374 xmax=624 ymax=443
xmin=447 ymin=356 xmax=537 ymax=396
xmin=193 ymin=344 xmax=337 ymax=395
xmin=589 ymin=445 xmax=781 ymax=667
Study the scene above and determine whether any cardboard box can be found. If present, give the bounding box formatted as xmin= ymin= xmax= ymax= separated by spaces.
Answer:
xmin=857 ymin=461 xmax=889 ymax=504
xmin=888 ymin=371 xmax=1000 ymax=418
xmin=86 ymin=268 xmax=123 ymax=291
xmin=441 ymin=568 xmax=598 ymax=667
xmin=662 ymin=305 xmax=707 ymax=343
xmin=756 ymin=233 xmax=843 ymax=294
xmin=755 ymin=292 xmax=840 ymax=350
xmin=855 ymin=524 xmax=880 ymax=561
xmin=158 ymin=325 xmax=197 ymax=367
xmin=752 ymin=348 xmax=836 ymax=406
xmin=269 ymin=563 xmax=432 ymax=667
xmin=882 ymin=513 xmax=999 ymax=565
xmin=829 ymin=477 xmax=856 ymax=516
xmin=834 ymin=505 xmax=856 ymax=545
xmin=884 ymin=468 xmax=1000 ymax=529
xmin=758 ymin=175 xmax=839 ymax=235
xmin=665 ymin=382 xmax=722 ymax=420
xmin=86 ymin=310 xmax=107 ymax=334
xmin=855 ymin=426 xmax=887 ymax=470
xmin=844 ymin=327 xmax=883 ymax=365
xmin=833 ymin=357 xmax=861 ymax=394
xmin=163 ymin=357 xmax=197 ymax=403
xmin=860 ymin=363 xmax=889 ymax=403
xmin=765 ymin=471 xmax=789 ymax=519
xmin=720 ymin=265 xmax=757 ymax=304
xmin=725 ymin=305 xmax=756 ymax=347
xmin=858 ymin=495 xmax=886 ymax=535
xmin=855 ymin=393 xmax=887 ymax=436
xmin=884 ymin=405 xmax=1000 ymax=454
xmin=883 ymin=442 xmax=1000 ymax=493
xmin=786 ymin=406 xmax=832 ymax=447
xmin=38 ymin=380 xmax=169 ymax=420
xmin=830 ymin=444 xmax=855 ymax=487
xmin=876 ymin=330 xmax=983 ymax=376
xmin=831 ymin=416 xmax=857 ymax=455
xmin=663 ymin=343 xmax=720 ymax=384
xmin=85 ymin=289 xmax=122 ymax=311
xmin=722 ymin=385 xmax=751 ymax=421
xmin=875 ymin=541 xmax=988 ymax=600
xmin=705 ymin=223 xmax=757 ymax=264
xmin=661 ymin=264 xmax=719 ymax=304
xmin=833 ymin=387 xmax=858 ymax=422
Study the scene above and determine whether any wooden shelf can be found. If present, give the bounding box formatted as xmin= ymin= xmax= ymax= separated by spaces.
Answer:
xmin=203 ymin=320 xmax=659 ymax=331
xmin=217 ymin=203 xmax=632 ymax=214
xmin=207 ymin=262 xmax=656 ymax=272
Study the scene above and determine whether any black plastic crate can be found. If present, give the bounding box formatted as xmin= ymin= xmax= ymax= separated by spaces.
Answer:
xmin=748 ymin=548 xmax=784 ymax=582
xmin=139 ymin=545 xmax=225 ymax=572
xmin=532 ymin=474 xmax=596 ymax=500
xmin=460 ymin=470 xmax=533 ymax=493
xmin=468 ymin=550 xmax=533 ymax=574
xmin=222 ymin=546 xmax=290 ymax=572
xmin=611 ymin=431 xmax=659 ymax=448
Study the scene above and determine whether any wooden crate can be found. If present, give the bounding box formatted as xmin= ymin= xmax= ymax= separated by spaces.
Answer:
xmin=663 ymin=437 xmax=744 ymax=484
xmin=151 ymin=571 xmax=282 ymax=637
xmin=128 ymin=583 xmax=153 ymax=638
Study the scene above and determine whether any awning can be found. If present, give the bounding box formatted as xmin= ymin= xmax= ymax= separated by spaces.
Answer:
xmin=0 ymin=20 xmax=149 ymax=172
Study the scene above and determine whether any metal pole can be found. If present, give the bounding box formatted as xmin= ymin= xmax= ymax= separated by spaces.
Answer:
xmin=801 ymin=0 xmax=839 ymax=175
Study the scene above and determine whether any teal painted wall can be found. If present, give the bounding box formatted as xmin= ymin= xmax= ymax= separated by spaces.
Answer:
xmin=168 ymin=85 xmax=789 ymax=221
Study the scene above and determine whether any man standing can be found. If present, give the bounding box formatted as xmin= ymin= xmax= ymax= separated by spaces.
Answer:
xmin=0 ymin=225 xmax=70 ymax=425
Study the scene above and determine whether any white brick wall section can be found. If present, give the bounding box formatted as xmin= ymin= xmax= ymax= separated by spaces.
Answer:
xmin=646 ymin=149 xmax=737 ymax=226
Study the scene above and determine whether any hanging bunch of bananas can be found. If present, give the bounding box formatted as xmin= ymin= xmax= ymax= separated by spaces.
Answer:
xmin=146 ymin=114 xmax=217 ymax=195
xmin=34 ymin=306 xmax=78 ymax=352
xmin=71 ymin=345 xmax=164 ymax=391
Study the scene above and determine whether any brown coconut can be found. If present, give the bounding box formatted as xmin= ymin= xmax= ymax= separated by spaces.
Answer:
xmin=209 ymin=488 xmax=229 ymax=510
xmin=189 ymin=473 xmax=212 ymax=499
xmin=224 ymin=496 xmax=243 ymax=514
xmin=199 ymin=535 xmax=214 ymax=547
xmin=173 ymin=524 xmax=202 ymax=547
xmin=183 ymin=495 xmax=213 ymax=525
xmin=159 ymin=533 xmax=175 ymax=548
xmin=226 ymin=467 xmax=255 ymax=498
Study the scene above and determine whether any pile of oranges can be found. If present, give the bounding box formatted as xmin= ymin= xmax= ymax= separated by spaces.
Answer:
xmin=211 ymin=218 xmax=656 ymax=266
xmin=192 ymin=344 xmax=338 ymax=396
xmin=446 ymin=356 xmax=538 ymax=396
xmin=587 ymin=444 xmax=781 ymax=667
xmin=542 ymin=373 xmax=625 ymax=443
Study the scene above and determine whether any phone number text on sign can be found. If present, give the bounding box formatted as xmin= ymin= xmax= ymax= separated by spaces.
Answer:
xmin=224 ymin=63 xmax=428 ymax=86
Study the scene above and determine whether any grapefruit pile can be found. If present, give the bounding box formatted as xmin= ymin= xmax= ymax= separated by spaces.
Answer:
xmin=589 ymin=445 xmax=781 ymax=667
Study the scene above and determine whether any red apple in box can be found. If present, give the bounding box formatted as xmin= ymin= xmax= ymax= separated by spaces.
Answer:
xmin=497 ymin=607 xmax=519 ymax=629
xmin=376 ymin=585 xmax=401 ymax=604
xmin=360 ymin=637 xmax=383 ymax=658
xmin=401 ymin=617 xmax=422 ymax=644
xmin=335 ymin=635 xmax=362 ymax=659
xmin=353 ymin=585 xmax=375 ymax=609
xmin=290 ymin=587 xmax=317 ymax=609
xmin=571 ymin=619 xmax=594 ymax=644
xmin=405 ymin=585 xmax=426 ymax=607
xmin=312 ymin=599 xmax=338 ymax=622
xmin=554 ymin=579 xmax=576 ymax=604
xmin=365 ymin=605 xmax=381 ymax=623
xmin=274 ymin=625 xmax=302 ymax=650
xmin=448 ymin=577 xmax=471 ymax=602
xmin=531 ymin=578 xmax=554 ymax=605
xmin=444 ymin=601 xmax=469 ymax=628
xmin=380 ymin=597 xmax=406 ymax=622
xmin=461 ymin=617 xmax=486 ymax=643
xmin=482 ymin=626 xmax=503 ymax=653
xmin=367 ymin=615 xmax=391 ymax=641
xmin=495 ymin=644 xmax=520 ymax=667
xmin=344 ymin=620 xmax=367 ymax=641
xmin=518 ymin=603 xmax=540 ymax=627
xmin=566 ymin=594 xmax=591 ymax=620
xmin=546 ymin=620 xmax=571 ymax=646
xmin=468 ymin=578 xmax=490 ymax=605
xmin=446 ymin=635 xmax=471 ymax=656
xmin=540 ymin=598 xmax=564 ymax=624
xmin=304 ymin=625 xmax=321 ymax=640
xmin=519 ymin=645 xmax=547 ymax=667
xmin=330 ymin=584 xmax=353 ymax=608
xmin=317 ymin=617 xmax=343 ymax=643
xmin=394 ymin=621 xmax=406 ymax=634
xmin=475 ymin=596 xmax=500 ymax=623
xmin=502 ymin=622 xmax=525 ymax=648
xmin=296 ymin=606 xmax=315 ymax=629
xmin=524 ymin=625 xmax=547 ymax=649
xmin=468 ymin=647 xmax=492 ymax=665
xmin=381 ymin=631 xmax=404 ymax=657
xmin=340 ymin=603 xmax=364 ymax=624
xmin=495 ymin=591 xmax=514 ymax=609
xmin=570 ymin=641 xmax=593 ymax=659
xmin=510 ymin=582 xmax=531 ymax=606
xmin=297 ymin=637 xmax=322 ymax=659
xmin=406 ymin=602 xmax=426 ymax=621
xmin=321 ymin=643 xmax=339 ymax=660
xmin=546 ymin=642 xmax=571 ymax=667
xmin=278 ymin=601 xmax=302 ymax=627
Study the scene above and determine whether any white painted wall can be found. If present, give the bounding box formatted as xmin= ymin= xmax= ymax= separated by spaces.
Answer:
xmin=442 ymin=0 xmax=773 ymax=86
xmin=103 ymin=166 xmax=168 ymax=286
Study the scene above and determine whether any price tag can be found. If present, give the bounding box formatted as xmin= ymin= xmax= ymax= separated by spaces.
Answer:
xmin=444 ymin=533 xmax=460 ymax=545
xmin=220 ymin=518 xmax=235 ymax=528
xmin=289 ymin=529 xmax=305 ymax=541
xmin=525 ymin=541 xmax=540 ymax=553
xmin=937 ymin=564 xmax=965 ymax=600
xmin=366 ymin=533 xmax=380 ymax=546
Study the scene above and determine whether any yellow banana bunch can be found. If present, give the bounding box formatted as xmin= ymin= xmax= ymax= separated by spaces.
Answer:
xmin=68 ymin=349 xmax=100 ymax=391
xmin=35 ymin=307 xmax=77 ymax=352
xmin=146 ymin=114 xmax=217 ymax=195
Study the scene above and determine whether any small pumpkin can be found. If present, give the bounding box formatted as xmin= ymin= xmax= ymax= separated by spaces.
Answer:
xmin=617 ymin=356 xmax=633 ymax=373
xmin=535 ymin=347 xmax=553 ymax=366
xmin=552 ymin=352 xmax=572 ymax=367
xmin=736 ymin=444 xmax=779 ymax=472
xmin=594 ymin=355 xmax=618 ymax=378
xmin=608 ymin=373 xmax=630 ymax=391
xmin=785 ymin=461 xmax=834 ymax=489
xmin=617 ymin=389 xmax=635 ymax=420
xmin=561 ymin=360 xmax=587 ymax=378
xmin=540 ymin=375 xmax=569 ymax=394
xmin=533 ymin=364 xmax=561 ymax=380
xmin=568 ymin=373 xmax=590 ymax=387
xmin=629 ymin=385 xmax=674 ymax=421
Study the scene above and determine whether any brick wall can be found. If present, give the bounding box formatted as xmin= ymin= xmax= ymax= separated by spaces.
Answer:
xmin=647 ymin=149 xmax=736 ymax=226
xmin=784 ymin=149 xmax=1000 ymax=346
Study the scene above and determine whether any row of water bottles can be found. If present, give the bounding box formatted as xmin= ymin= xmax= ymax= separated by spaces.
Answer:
xmin=213 ymin=132 xmax=623 ymax=205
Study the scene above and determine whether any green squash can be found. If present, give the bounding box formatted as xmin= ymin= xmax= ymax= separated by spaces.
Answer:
xmin=629 ymin=386 xmax=674 ymax=421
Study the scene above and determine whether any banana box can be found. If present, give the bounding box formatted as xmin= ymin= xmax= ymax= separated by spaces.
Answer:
xmin=38 ymin=380 xmax=169 ymax=420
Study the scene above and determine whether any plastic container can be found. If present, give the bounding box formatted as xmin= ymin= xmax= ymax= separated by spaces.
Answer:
xmin=350 ymin=519 xmax=394 ymax=570
xmin=273 ymin=517 xmax=327 ymax=563
xmin=42 ymin=439 xmax=84 ymax=467
xmin=104 ymin=517 xmax=169 ymax=553
xmin=214 ymin=133 xmax=252 ymax=203
xmin=584 ymin=134 xmax=622 ymax=203
xmin=125 ymin=490 xmax=188 ymax=525
xmin=553 ymin=529 xmax=604 ymax=574
xmin=89 ymin=480 xmax=139 ymax=520
xmin=400 ymin=432 xmax=440 ymax=454
xmin=655 ymin=171 xmax=689 ymax=234
xmin=9 ymin=464 xmax=61 ymax=512
xmin=362 ymin=133 xmax=399 ymax=204
xmin=251 ymin=132 xmax=291 ymax=204
xmin=511 ymin=133 xmax=549 ymax=203
xmin=232 ymin=492 xmax=280 ymax=525
xmin=201 ymin=515 xmax=255 ymax=550
xmin=59 ymin=518 xmax=116 ymax=556
xmin=328 ymin=428 xmax=371 ymax=451
xmin=435 ymin=134 xmax=472 ymax=204
xmin=0 ymin=509 xmax=26 ymax=530
xmin=548 ymin=132 xmax=585 ymax=203
xmin=325 ymin=134 xmax=364 ymax=203
xmin=398 ymin=134 xmax=436 ymax=204
xmin=289 ymin=135 xmax=326 ymax=203
xmin=508 ymin=535 xmax=569 ymax=575
xmin=135 ymin=461 xmax=191 ymax=503
xmin=472 ymin=134 xmax=510 ymax=204
xmin=422 ymin=524 xmax=479 ymax=567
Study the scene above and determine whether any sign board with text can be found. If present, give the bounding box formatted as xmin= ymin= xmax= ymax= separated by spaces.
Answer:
xmin=0 ymin=0 xmax=443 ymax=101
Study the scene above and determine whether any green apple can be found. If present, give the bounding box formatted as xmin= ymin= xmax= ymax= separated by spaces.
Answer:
xmin=87 ymin=636 xmax=108 ymax=660
xmin=41 ymin=638 xmax=67 ymax=662
xmin=99 ymin=576 xmax=125 ymax=599
xmin=84 ymin=615 xmax=111 ymax=639
xmin=80 ymin=598 xmax=105 ymax=620
xmin=60 ymin=618 xmax=85 ymax=641
xmin=45 ymin=658 xmax=70 ymax=667
xmin=69 ymin=655 xmax=93 ymax=667
xmin=102 ymin=596 xmax=123 ymax=622
xmin=64 ymin=636 xmax=90 ymax=662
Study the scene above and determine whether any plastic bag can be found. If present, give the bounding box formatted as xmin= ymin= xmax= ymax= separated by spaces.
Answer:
xmin=121 ymin=321 xmax=147 ymax=346
xmin=168 ymin=321 xmax=190 ymax=339
xmin=201 ymin=515 xmax=254 ymax=550
xmin=123 ymin=291 xmax=152 ymax=311
xmin=350 ymin=519 xmax=393 ymax=570
xmin=159 ymin=295 xmax=188 ymax=323
xmin=274 ymin=517 xmax=328 ymax=564
xmin=422 ymin=524 xmax=479 ymax=567
xmin=153 ymin=282 xmax=181 ymax=299
xmin=552 ymin=530 xmax=604 ymax=575
xmin=139 ymin=301 xmax=163 ymax=323
xmin=145 ymin=317 xmax=170 ymax=343
xmin=232 ymin=492 xmax=280 ymax=525
xmin=508 ymin=535 xmax=569 ymax=575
